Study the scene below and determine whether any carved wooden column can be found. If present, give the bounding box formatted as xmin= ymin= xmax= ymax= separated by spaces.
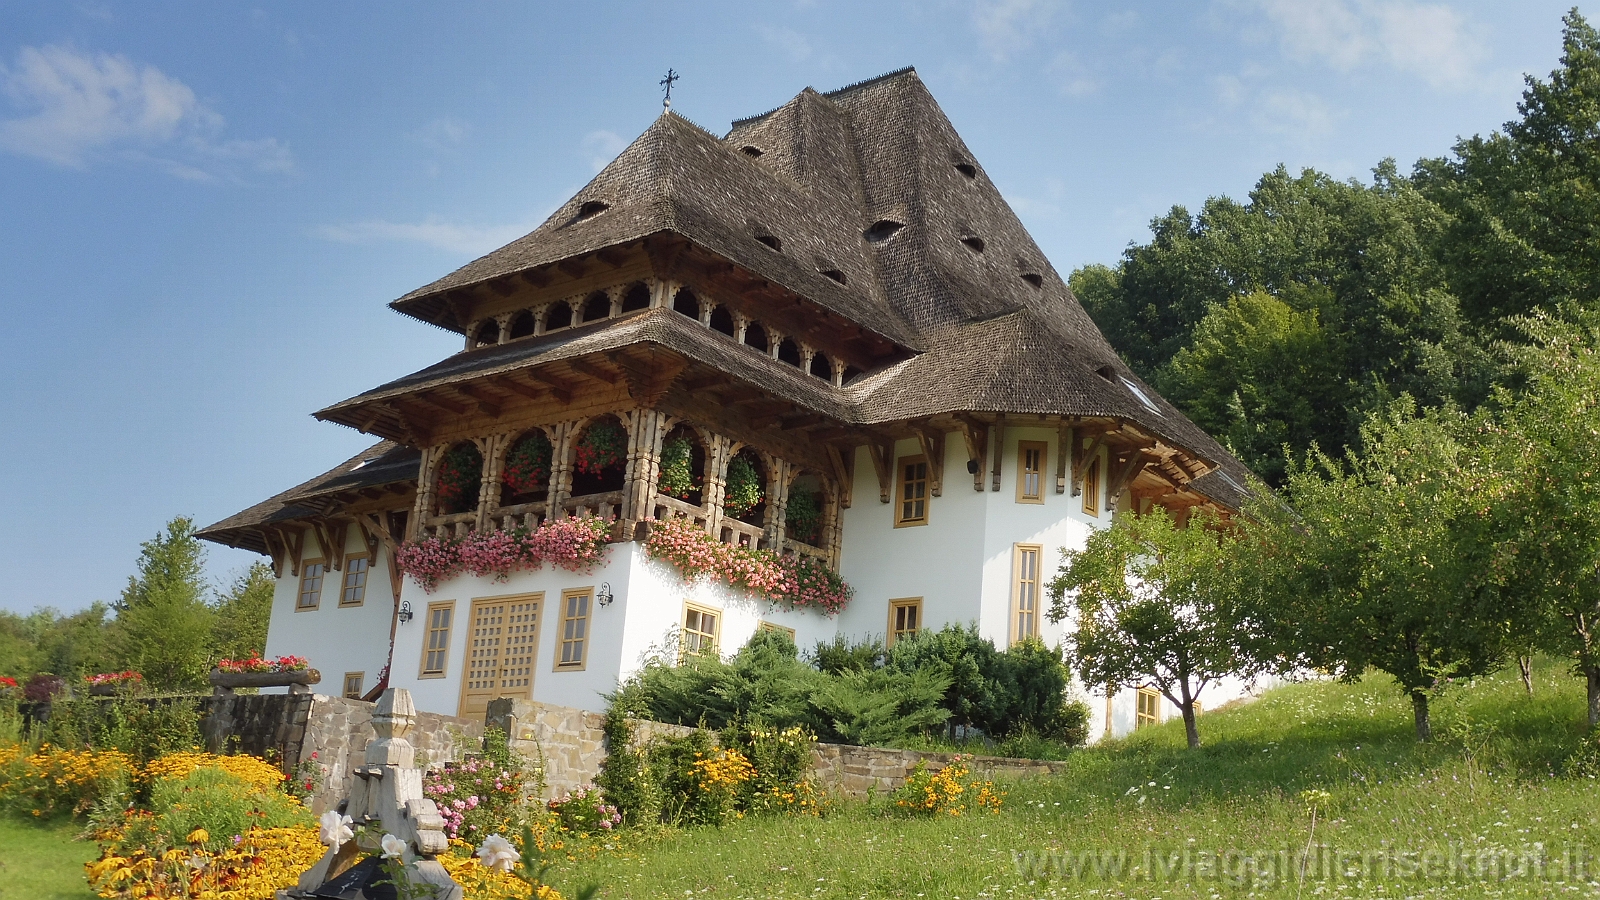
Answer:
xmin=545 ymin=420 xmax=579 ymax=517
xmin=763 ymin=455 xmax=795 ymax=550
xmin=409 ymin=445 xmax=443 ymax=540
xmin=650 ymin=279 xmax=679 ymax=309
xmin=621 ymin=409 xmax=673 ymax=522
xmin=607 ymin=285 xmax=624 ymax=318
xmin=474 ymin=433 xmax=510 ymax=533
xmin=822 ymin=480 xmax=843 ymax=571
xmin=700 ymin=432 xmax=738 ymax=535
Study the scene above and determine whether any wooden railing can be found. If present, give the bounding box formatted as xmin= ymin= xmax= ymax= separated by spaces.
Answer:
xmin=719 ymin=517 xmax=765 ymax=549
xmin=493 ymin=501 xmax=549 ymax=533
xmin=561 ymin=491 xmax=623 ymax=521
xmin=650 ymin=493 xmax=710 ymax=530
xmin=419 ymin=511 xmax=477 ymax=539
xmin=784 ymin=538 xmax=829 ymax=562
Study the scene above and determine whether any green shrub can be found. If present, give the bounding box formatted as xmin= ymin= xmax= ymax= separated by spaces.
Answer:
xmin=810 ymin=635 xmax=884 ymax=675
xmin=144 ymin=766 xmax=310 ymax=848
xmin=36 ymin=695 xmax=200 ymax=765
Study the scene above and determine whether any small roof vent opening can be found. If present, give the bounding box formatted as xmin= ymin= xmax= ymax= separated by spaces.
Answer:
xmin=954 ymin=162 xmax=978 ymax=179
xmin=961 ymin=235 xmax=986 ymax=253
xmin=740 ymin=145 xmax=765 ymax=158
xmin=575 ymin=199 xmax=610 ymax=221
xmin=756 ymin=233 xmax=782 ymax=252
xmin=1120 ymin=376 xmax=1163 ymax=415
xmin=1095 ymin=365 xmax=1116 ymax=382
xmin=820 ymin=268 xmax=847 ymax=285
xmin=1021 ymin=272 xmax=1043 ymax=288
xmin=864 ymin=219 xmax=904 ymax=243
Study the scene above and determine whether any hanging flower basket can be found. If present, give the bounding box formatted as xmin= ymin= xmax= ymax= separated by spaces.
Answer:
xmin=435 ymin=444 xmax=483 ymax=513
xmin=785 ymin=487 xmax=823 ymax=544
xmin=643 ymin=516 xmax=852 ymax=615
xmin=575 ymin=420 xmax=627 ymax=475
xmin=658 ymin=436 xmax=700 ymax=499
xmin=724 ymin=454 xmax=764 ymax=516
xmin=396 ymin=516 xmax=614 ymax=591
xmin=502 ymin=432 xmax=553 ymax=496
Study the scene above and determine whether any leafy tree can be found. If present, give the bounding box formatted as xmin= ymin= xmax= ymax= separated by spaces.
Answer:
xmin=114 ymin=517 xmax=215 ymax=689
xmin=0 ymin=604 xmax=117 ymax=681
xmin=1416 ymin=10 xmax=1600 ymax=331
xmin=213 ymin=562 xmax=274 ymax=662
xmin=1047 ymin=506 xmax=1268 ymax=748
xmin=1256 ymin=400 xmax=1523 ymax=741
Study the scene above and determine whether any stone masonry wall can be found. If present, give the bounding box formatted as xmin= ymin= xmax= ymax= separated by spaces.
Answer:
xmin=809 ymin=743 xmax=1071 ymax=797
xmin=298 ymin=694 xmax=482 ymax=815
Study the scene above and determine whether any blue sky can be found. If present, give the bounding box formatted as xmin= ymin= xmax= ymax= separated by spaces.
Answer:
xmin=0 ymin=0 xmax=1579 ymax=614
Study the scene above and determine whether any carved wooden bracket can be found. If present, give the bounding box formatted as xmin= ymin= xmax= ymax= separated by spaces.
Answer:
xmin=1055 ymin=424 xmax=1072 ymax=494
xmin=916 ymin=429 xmax=946 ymax=498
xmin=826 ymin=444 xmax=854 ymax=509
xmin=990 ymin=414 xmax=1006 ymax=492
xmin=867 ymin=442 xmax=893 ymax=504
xmin=957 ymin=415 xmax=988 ymax=493
xmin=1072 ymin=431 xmax=1107 ymax=497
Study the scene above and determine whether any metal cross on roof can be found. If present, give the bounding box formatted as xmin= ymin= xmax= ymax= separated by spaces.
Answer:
xmin=660 ymin=69 xmax=679 ymax=112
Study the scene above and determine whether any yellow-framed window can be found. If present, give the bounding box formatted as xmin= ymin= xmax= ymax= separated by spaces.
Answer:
xmin=296 ymin=559 xmax=325 ymax=611
xmin=342 ymin=672 xmax=364 ymax=699
xmin=1082 ymin=450 xmax=1101 ymax=516
xmin=1012 ymin=544 xmax=1042 ymax=643
xmin=895 ymin=455 xmax=929 ymax=527
xmin=757 ymin=621 xmax=796 ymax=641
xmin=339 ymin=555 xmax=369 ymax=607
xmin=1135 ymin=687 xmax=1161 ymax=729
xmin=683 ymin=604 xmax=721 ymax=655
xmin=887 ymin=597 xmax=922 ymax=647
xmin=1017 ymin=440 xmax=1046 ymax=503
xmin=556 ymin=588 xmax=592 ymax=671
xmin=419 ymin=601 xmax=455 ymax=678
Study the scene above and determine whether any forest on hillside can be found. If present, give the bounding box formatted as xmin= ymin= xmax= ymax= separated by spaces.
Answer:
xmin=1073 ymin=10 xmax=1600 ymax=485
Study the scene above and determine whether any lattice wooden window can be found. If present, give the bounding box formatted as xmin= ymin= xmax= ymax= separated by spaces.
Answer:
xmin=419 ymin=601 xmax=454 ymax=677
xmin=556 ymin=588 xmax=591 ymax=670
xmin=683 ymin=604 xmax=720 ymax=656
xmin=895 ymin=455 xmax=929 ymax=527
xmin=296 ymin=560 xmax=325 ymax=611
xmin=1136 ymin=688 xmax=1162 ymax=729
xmin=342 ymin=672 xmax=364 ymax=699
xmin=339 ymin=555 xmax=368 ymax=607
xmin=1013 ymin=544 xmax=1042 ymax=642
xmin=887 ymin=597 xmax=922 ymax=647
xmin=1017 ymin=441 xmax=1046 ymax=503
xmin=1082 ymin=450 xmax=1101 ymax=516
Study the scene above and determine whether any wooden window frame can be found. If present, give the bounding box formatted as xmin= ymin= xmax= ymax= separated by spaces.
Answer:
xmin=757 ymin=621 xmax=796 ymax=641
xmin=886 ymin=597 xmax=923 ymax=647
xmin=894 ymin=454 xmax=930 ymax=527
xmin=338 ymin=554 xmax=369 ymax=607
xmin=1082 ymin=450 xmax=1102 ymax=516
xmin=342 ymin=672 xmax=365 ymax=699
xmin=555 ymin=588 xmax=592 ymax=672
xmin=418 ymin=600 xmax=456 ymax=679
xmin=682 ymin=603 xmax=722 ymax=656
xmin=1011 ymin=544 xmax=1042 ymax=644
xmin=296 ymin=558 xmax=326 ymax=611
xmin=1135 ymin=687 xmax=1161 ymax=729
xmin=1016 ymin=440 xmax=1047 ymax=503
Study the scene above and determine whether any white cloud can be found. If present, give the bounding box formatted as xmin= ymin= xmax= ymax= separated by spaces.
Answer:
xmin=972 ymin=0 xmax=1063 ymax=62
xmin=1254 ymin=88 xmax=1339 ymax=138
xmin=0 ymin=44 xmax=292 ymax=177
xmin=581 ymin=129 xmax=627 ymax=174
xmin=414 ymin=117 xmax=467 ymax=151
xmin=313 ymin=217 xmax=535 ymax=256
xmin=755 ymin=24 xmax=813 ymax=62
xmin=1046 ymin=51 xmax=1099 ymax=97
xmin=1244 ymin=0 xmax=1486 ymax=89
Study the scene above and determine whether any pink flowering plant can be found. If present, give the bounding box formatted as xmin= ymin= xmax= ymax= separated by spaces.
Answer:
xmin=84 ymin=670 xmax=142 ymax=686
xmin=396 ymin=516 xmax=613 ymax=591
xmin=215 ymin=654 xmax=309 ymax=674
xmin=421 ymin=729 xmax=527 ymax=840
xmin=644 ymin=516 xmax=852 ymax=614
xmin=547 ymin=785 xmax=622 ymax=835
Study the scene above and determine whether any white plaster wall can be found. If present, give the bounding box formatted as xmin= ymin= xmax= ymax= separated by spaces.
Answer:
xmin=1079 ymin=673 xmax=1289 ymax=743
xmin=261 ymin=526 xmax=395 ymax=698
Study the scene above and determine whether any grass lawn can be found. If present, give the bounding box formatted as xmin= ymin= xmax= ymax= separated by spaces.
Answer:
xmin=559 ymin=657 xmax=1600 ymax=899
xmin=0 ymin=815 xmax=97 ymax=900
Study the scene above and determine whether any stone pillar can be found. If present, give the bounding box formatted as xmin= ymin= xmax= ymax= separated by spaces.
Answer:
xmin=622 ymin=409 xmax=673 ymax=522
xmin=545 ymin=420 xmax=579 ymax=516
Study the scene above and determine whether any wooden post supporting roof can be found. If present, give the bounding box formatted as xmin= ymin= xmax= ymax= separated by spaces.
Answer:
xmin=957 ymin=415 xmax=987 ymax=492
xmin=916 ymin=428 xmax=945 ymax=498
xmin=1072 ymin=431 xmax=1106 ymax=497
xmin=867 ymin=442 xmax=893 ymax=504
xmin=990 ymin=414 xmax=1006 ymax=492
xmin=1055 ymin=424 xmax=1072 ymax=494
xmin=826 ymin=444 xmax=854 ymax=509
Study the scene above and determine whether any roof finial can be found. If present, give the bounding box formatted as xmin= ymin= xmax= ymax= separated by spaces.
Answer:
xmin=659 ymin=68 xmax=679 ymax=114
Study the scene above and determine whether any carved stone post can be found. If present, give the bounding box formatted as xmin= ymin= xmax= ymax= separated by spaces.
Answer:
xmin=621 ymin=409 xmax=673 ymax=522
xmin=545 ymin=420 xmax=579 ymax=516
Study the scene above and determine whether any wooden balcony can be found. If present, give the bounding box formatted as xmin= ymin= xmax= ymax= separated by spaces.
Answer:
xmin=719 ymin=517 xmax=765 ymax=549
xmin=419 ymin=510 xmax=476 ymax=539
xmin=493 ymin=500 xmax=549 ymax=532
xmin=784 ymin=537 xmax=828 ymax=562
xmin=560 ymin=490 xmax=623 ymax=521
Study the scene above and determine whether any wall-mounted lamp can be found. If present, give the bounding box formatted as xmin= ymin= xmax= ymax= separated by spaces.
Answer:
xmin=397 ymin=600 xmax=414 ymax=625
xmin=967 ymin=459 xmax=980 ymax=474
xmin=597 ymin=583 xmax=614 ymax=607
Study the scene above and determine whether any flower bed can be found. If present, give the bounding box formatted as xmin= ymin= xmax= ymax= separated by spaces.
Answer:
xmin=215 ymin=654 xmax=309 ymax=674
xmin=643 ymin=516 xmax=852 ymax=614
xmin=397 ymin=516 xmax=613 ymax=591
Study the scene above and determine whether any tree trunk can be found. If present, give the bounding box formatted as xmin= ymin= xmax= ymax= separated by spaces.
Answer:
xmin=1518 ymin=656 xmax=1534 ymax=696
xmin=1179 ymin=681 xmax=1200 ymax=749
xmin=1411 ymin=690 xmax=1432 ymax=742
xmin=1588 ymin=664 xmax=1600 ymax=731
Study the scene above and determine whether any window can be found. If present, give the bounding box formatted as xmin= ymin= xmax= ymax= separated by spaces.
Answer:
xmin=758 ymin=621 xmax=796 ymax=640
xmin=342 ymin=672 xmax=364 ymax=699
xmin=683 ymin=604 xmax=720 ymax=656
xmin=419 ymin=601 xmax=455 ymax=678
xmin=1082 ymin=449 xmax=1101 ymax=516
xmin=895 ymin=455 xmax=929 ymax=527
xmin=556 ymin=588 xmax=591 ymax=671
xmin=296 ymin=560 xmax=325 ymax=611
xmin=339 ymin=556 xmax=369 ymax=607
xmin=887 ymin=598 xmax=922 ymax=647
xmin=1017 ymin=441 xmax=1046 ymax=503
xmin=1012 ymin=544 xmax=1041 ymax=643
xmin=1136 ymin=688 xmax=1161 ymax=729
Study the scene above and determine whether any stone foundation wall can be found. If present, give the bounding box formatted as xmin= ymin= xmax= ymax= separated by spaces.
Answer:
xmin=299 ymin=695 xmax=481 ymax=814
xmin=809 ymin=743 xmax=1070 ymax=797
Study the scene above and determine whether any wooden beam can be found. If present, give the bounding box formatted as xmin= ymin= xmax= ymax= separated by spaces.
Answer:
xmin=916 ymin=428 xmax=946 ymax=497
xmin=495 ymin=377 xmax=546 ymax=402
xmin=683 ymin=372 xmax=732 ymax=392
xmin=867 ymin=441 xmax=894 ymax=504
xmin=453 ymin=383 xmax=504 ymax=418
xmin=957 ymin=415 xmax=987 ymax=492
xmin=596 ymin=248 xmax=627 ymax=269
xmin=489 ymin=278 xmax=517 ymax=297
xmin=568 ymin=358 xmax=619 ymax=385
xmin=1055 ymin=424 xmax=1071 ymax=494
xmin=520 ymin=269 xmax=551 ymax=289
xmin=414 ymin=391 xmax=469 ymax=416
xmin=557 ymin=258 xmax=588 ymax=279
xmin=1072 ymin=432 xmax=1107 ymax=496
xmin=522 ymin=370 xmax=574 ymax=404
xmin=612 ymin=353 xmax=686 ymax=407
xmin=286 ymin=526 xmax=305 ymax=578
xmin=990 ymin=414 xmax=1005 ymax=492
xmin=826 ymin=444 xmax=854 ymax=509
xmin=260 ymin=528 xmax=287 ymax=578
xmin=1107 ymin=452 xmax=1154 ymax=508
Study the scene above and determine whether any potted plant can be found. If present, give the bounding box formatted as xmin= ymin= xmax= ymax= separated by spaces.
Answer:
xmin=435 ymin=444 xmax=483 ymax=514
xmin=575 ymin=420 xmax=627 ymax=475
xmin=658 ymin=436 xmax=700 ymax=500
xmin=502 ymin=432 xmax=552 ymax=498
xmin=724 ymin=453 xmax=765 ymax=518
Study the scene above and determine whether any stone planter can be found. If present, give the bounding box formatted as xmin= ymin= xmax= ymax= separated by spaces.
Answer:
xmin=87 ymin=683 xmax=141 ymax=697
xmin=209 ymin=668 xmax=321 ymax=696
